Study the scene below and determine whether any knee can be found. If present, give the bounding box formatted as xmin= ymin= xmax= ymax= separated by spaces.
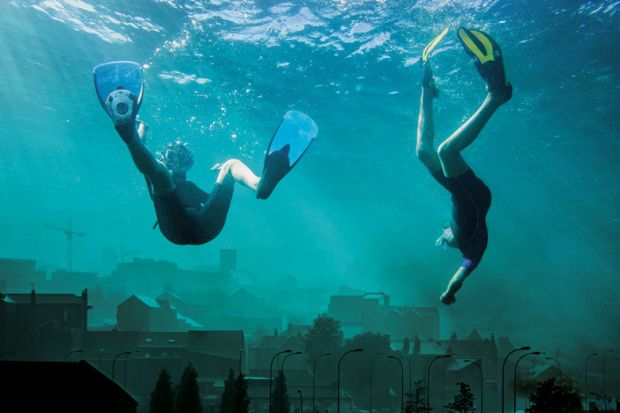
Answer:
xmin=437 ymin=141 xmax=455 ymax=162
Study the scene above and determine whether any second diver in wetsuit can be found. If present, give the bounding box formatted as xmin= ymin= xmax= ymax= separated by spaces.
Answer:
xmin=416 ymin=27 xmax=513 ymax=304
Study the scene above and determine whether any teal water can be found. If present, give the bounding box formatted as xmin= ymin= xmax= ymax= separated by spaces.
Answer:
xmin=0 ymin=0 xmax=619 ymax=350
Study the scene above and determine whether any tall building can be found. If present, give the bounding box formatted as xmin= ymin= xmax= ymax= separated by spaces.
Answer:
xmin=0 ymin=288 xmax=91 ymax=359
xmin=104 ymin=257 xmax=236 ymax=298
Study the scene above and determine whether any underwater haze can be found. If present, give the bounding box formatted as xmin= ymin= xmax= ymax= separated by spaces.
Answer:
xmin=1 ymin=0 xmax=619 ymax=351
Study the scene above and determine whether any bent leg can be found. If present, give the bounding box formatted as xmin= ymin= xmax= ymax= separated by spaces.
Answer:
xmin=196 ymin=182 xmax=234 ymax=243
xmin=437 ymin=93 xmax=504 ymax=177
xmin=215 ymin=159 xmax=260 ymax=191
xmin=121 ymin=126 xmax=175 ymax=195
xmin=416 ymin=65 xmax=442 ymax=174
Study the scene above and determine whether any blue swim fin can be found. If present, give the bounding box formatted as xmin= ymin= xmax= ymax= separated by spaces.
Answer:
xmin=93 ymin=61 xmax=144 ymax=136
xmin=256 ymin=111 xmax=318 ymax=200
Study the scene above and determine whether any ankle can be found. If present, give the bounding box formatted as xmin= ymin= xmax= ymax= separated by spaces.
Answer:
xmin=116 ymin=122 xmax=137 ymax=143
xmin=487 ymin=82 xmax=512 ymax=105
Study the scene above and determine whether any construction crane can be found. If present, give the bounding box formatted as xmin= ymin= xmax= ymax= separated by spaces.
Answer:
xmin=43 ymin=219 xmax=86 ymax=271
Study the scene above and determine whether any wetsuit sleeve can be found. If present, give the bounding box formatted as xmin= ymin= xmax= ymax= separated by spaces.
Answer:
xmin=459 ymin=234 xmax=486 ymax=271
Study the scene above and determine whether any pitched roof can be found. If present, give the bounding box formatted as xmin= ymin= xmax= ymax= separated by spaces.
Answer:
xmin=130 ymin=295 xmax=161 ymax=308
xmin=176 ymin=312 xmax=203 ymax=328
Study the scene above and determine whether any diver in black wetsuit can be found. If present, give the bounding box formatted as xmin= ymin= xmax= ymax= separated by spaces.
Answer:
xmin=116 ymin=122 xmax=260 ymax=245
xmin=416 ymin=28 xmax=512 ymax=305
xmin=97 ymin=62 xmax=315 ymax=246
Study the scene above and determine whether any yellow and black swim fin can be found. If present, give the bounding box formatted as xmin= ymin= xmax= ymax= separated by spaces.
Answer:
xmin=422 ymin=27 xmax=449 ymax=64
xmin=457 ymin=27 xmax=512 ymax=99
xmin=420 ymin=28 xmax=449 ymax=97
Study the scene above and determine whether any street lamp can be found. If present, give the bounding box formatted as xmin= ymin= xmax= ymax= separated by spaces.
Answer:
xmin=545 ymin=356 xmax=562 ymax=380
xmin=112 ymin=350 xmax=138 ymax=382
xmin=462 ymin=359 xmax=483 ymax=413
xmin=388 ymin=355 xmax=404 ymax=413
xmin=404 ymin=355 xmax=412 ymax=393
xmin=513 ymin=351 xmax=541 ymax=413
xmin=312 ymin=352 xmax=331 ymax=413
xmin=337 ymin=348 xmax=363 ymax=413
xmin=501 ymin=346 xmax=530 ymax=413
xmin=426 ymin=354 xmax=451 ymax=411
xmin=602 ymin=349 xmax=614 ymax=410
xmin=369 ymin=352 xmax=385 ymax=413
xmin=63 ymin=349 xmax=84 ymax=361
xmin=269 ymin=349 xmax=292 ymax=413
xmin=282 ymin=351 xmax=302 ymax=370
xmin=298 ymin=389 xmax=303 ymax=413
xmin=281 ymin=351 xmax=303 ymax=413
xmin=585 ymin=352 xmax=599 ymax=411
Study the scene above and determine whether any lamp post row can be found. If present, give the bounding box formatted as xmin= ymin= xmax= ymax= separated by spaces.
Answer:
xmin=99 ymin=344 xmax=614 ymax=413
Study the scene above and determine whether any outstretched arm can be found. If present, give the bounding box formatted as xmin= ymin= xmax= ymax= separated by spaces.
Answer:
xmin=440 ymin=264 xmax=473 ymax=305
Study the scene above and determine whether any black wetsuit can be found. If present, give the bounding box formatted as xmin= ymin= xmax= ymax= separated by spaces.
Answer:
xmin=149 ymin=176 xmax=234 ymax=245
xmin=432 ymin=168 xmax=491 ymax=271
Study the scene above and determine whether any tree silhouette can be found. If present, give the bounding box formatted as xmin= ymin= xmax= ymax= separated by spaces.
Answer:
xmin=219 ymin=369 xmax=235 ymax=413
xmin=405 ymin=381 xmax=430 ymax=413
xmin=445 ymin=382 xmax=475 ymax=413
xmin=150 ymin=369 xmax=176 ymax=413
xmin=232 ymin=373 xmax=250 ymax=413
xmin=272 ymin=370 xmax=290 ymax=413
xmin=342 ymin=332 xmax=395 ymax=410
xmin=526 ymin=378 xmax=581 ymax=413
xmin=177 ymin=363 xmax=202 ymax=413
xmin=304 ymin=314 xmax=343 ymax=364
